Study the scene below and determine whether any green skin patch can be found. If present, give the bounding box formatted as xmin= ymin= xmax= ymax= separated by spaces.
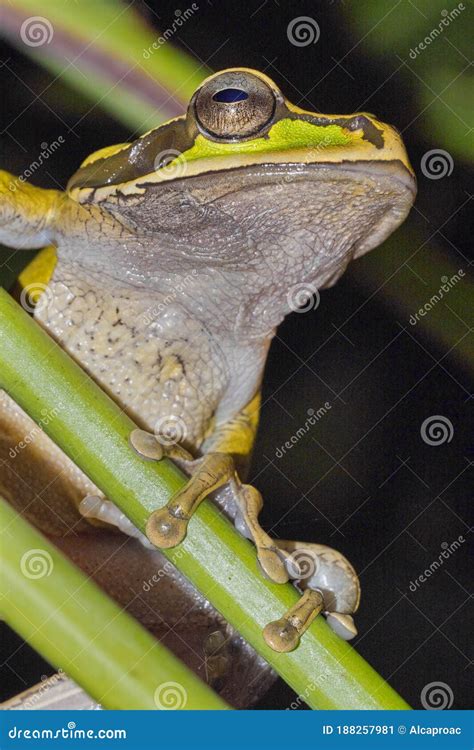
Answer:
xmin=170 ymin=119 xmax=352 ymax=167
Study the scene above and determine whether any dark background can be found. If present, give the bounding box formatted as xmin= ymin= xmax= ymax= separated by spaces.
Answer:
xmin=1 ymin=0 xmax=472 ymax=710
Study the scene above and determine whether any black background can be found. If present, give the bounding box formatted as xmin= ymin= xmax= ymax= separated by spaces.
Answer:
xmin=0 ymin=0 xmax=472 ymax=710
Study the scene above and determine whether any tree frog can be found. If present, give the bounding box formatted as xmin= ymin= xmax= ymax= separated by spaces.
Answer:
xmin=0 ymin=68 xmax=415 ymax=691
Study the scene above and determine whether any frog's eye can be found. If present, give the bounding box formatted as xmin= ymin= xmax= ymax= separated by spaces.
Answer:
xmin=192 ymin=71 xmax=277 ymax=141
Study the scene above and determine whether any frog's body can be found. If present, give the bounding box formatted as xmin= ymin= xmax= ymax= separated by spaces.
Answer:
xmin=0 ymin=69 xmax=416 ymax=706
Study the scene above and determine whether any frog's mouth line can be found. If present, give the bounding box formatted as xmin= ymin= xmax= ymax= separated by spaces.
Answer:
xmin=73 ymin=159 xmax=416 ymax=216
xmin=206 ymin=158 xmax=417 ymax=196
xmin=132 ymin=158 xmax=417 ymax=203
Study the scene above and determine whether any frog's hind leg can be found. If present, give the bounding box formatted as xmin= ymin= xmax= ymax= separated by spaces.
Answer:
xmin=263 ymin=539 xmax=361 ymax=651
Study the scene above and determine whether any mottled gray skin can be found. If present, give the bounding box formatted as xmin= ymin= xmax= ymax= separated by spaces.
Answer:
xmin=36 ymin=164 xmax=415 ymax=450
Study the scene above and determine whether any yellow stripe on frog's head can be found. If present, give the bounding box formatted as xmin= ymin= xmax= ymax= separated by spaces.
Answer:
xmin=68 ymin=68 xmax=414 ymax=202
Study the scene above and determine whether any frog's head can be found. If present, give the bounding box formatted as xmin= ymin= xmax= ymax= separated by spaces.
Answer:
xmin=67 ymin=68 xmax=416 ymax=326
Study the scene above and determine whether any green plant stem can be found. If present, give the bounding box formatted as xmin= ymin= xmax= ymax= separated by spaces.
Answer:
xmin=0 ymin=290 xmax=410 ymax=710
xmin=0 ymin=496 xmax=229 ymax=710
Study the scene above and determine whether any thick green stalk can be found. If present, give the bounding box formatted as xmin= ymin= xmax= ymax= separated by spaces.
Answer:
xmin=0 ymin=290 xmax=410 ymax=709
xmin=0 ymin=496 xmax=229 ymax=710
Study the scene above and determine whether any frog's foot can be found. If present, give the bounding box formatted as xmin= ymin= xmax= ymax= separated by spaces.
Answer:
xmin=129 ymin=429 xmax=290 ymax=582
xmin=79 ymin=494 xmax=155 ymax=549
xmin=263 ymin=589 xmax=325 ymax=652
xmin=232 ymin=484 xmax=291 ymax=584
xmin=132 ymin=428 xmax=235 ymax=549
xmin=145 ymin=449 xmax=238 ymax=549
xmin=263 ymin=540 xmax=360 ymax=652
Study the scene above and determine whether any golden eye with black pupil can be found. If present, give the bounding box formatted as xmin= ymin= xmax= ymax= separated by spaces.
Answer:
xmin=191 ymin=71 xmax=277 ymax=142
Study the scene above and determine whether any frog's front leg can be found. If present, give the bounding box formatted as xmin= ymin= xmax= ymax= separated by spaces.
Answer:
xmin=0 ymin=170 xmax=63 ymax=249
xmin=126 ymin=393 xmax=288 ymax=581
xmin=130 ymin=440 xmax=288 ymax=583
